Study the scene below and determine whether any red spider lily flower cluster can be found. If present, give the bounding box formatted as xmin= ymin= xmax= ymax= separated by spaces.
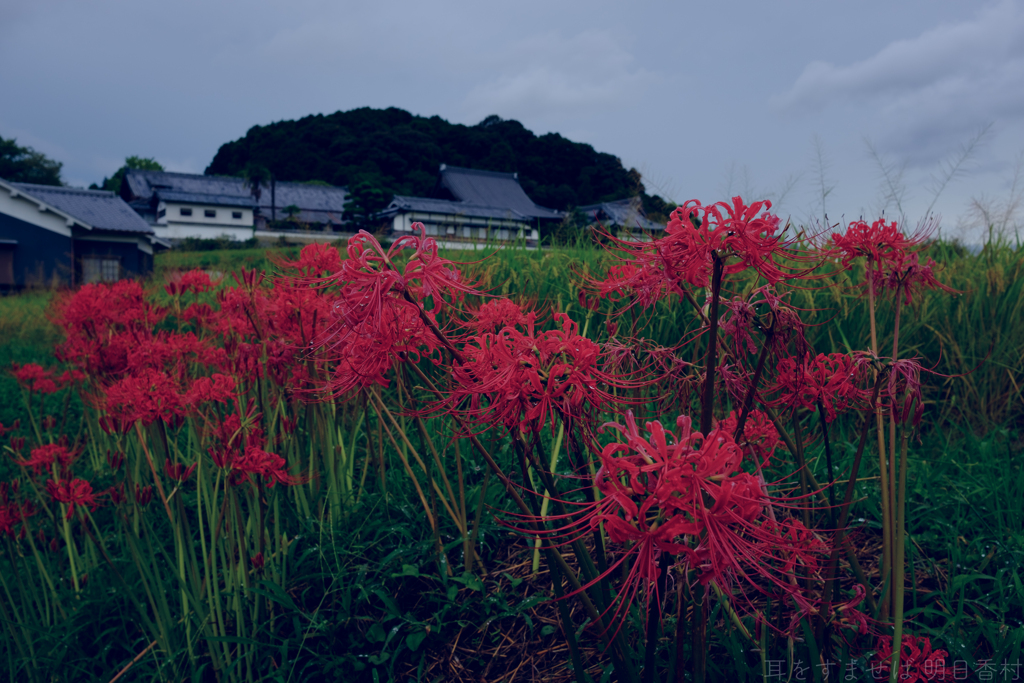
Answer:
xmin=0 ymin=482 xmax=33 ymax=539
xmin=446 ymin=310 xmax=644 ymax=434
xmin=9 ymin=363 xmax=80 ymax=395
xmin=870 ymin=635 xmax=952 ymax=682
xmin=165 ymin=268 xmax=220 ymax=296
xmin=719 ymin=285 xmax=808 ymax=359
xmin=513 ymin=411 xmax=828 ymax=635
xmin=45 ymin=478 xmax=99 ymax=519
xmin=831 ymin=217 xmax=956 ymax=303
xmin=17 ymin=443 xmax=78 ymax=477
xmin=589 ymin=196 xmax=796 ymax=311
xmin=831 ymin=218 xmax=917 ymax=273
xmin=715 ymin=409 xmax=778 ymax=466
xmin=770 ymin=352 xmax=872 ymax=423
xmin=883 ymin=252 xmax=960 ymax=304
xmin=164 ymin=459 xmax=197 ymax=483
xmin=230 ymin=445 xmax=306 ymax=488
xmin=300 ymin=228 xmax=481 ymax=397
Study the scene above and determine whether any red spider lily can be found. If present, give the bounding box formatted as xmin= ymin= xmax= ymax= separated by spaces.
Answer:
xmin=883 ymin=252 xmax=959 ymax=304
xmin=53 ymin=280 xmax=165 ymax=344
xmin=587 ymin=197 xmax=795 ymax=315
xmin=277 ymin=228 xmax=472 ymax=397
xmin=124 ymin=332 xmax=226 ymax=375
xmin=105 ymin=483 xmax=127 ymax=505
xmin=278 ymin=242 xmax=343 ymax=278
xmin=715 ymin=409 xmax=778 ymax=466
xmin=230 ymin=445 xmax=306 ymax=488
xmin=593 ymin=262 xmax=670 ymax=309
xmin=446 ymin=312 xmax=644 ymax=434
xmin=770 ymin=352 xmax=872 ymax=423
xmin=17 ymin=443 xmax=78 ymax=477
xmin=832 ymin=217 xmax=913 ymax=270
xmin=720 ymin=286 xmax=808 ymax=360
xmin=885 ymin=358 xmax=926 ymax=426
xmin=464 ymin=298 xmax=532 ymax=334
xmin=164 ymin=459 xmax=197 ymax=483
xmin=10 ymin=363 xmax=62 ymax=394
xmin=45 ymin=478 xmax=99 ymax=519
xmin=870 ymin=635 xmax=952 ymax=681
xmin=52 ymin=280 xmax=168 ymax=382
xmin=687 ymin=196 xmax=792 ymax=284
xmin=135 ymin=484 xmax=153 ymax=507
xmin=402 ymin=225 xmax=482 ymax=312
xmin=0 ymin=482 xmax=32 ymax=539
xmin=103 ymin=368 xmax=185 ymax=429
xmin=184 ymin=374 xmax=236 ymax=405
xmin=510 ymin=412 xmax=828 ymax=638
xmin=830 ymin=216 xmax=937 ymax=289
xmin=165 ymin=268 xmax=220 ymax=296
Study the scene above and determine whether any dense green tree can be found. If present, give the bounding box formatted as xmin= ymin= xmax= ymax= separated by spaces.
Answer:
xmin=92 ymin=155 xmax=163 ymax=194
xmin=241 ymin=162 xmax=271 ymax=204
xmin=0 ymin=136 xmax=63 ymax=186
xmin=343 ymin=181 xmax=389 ymax=232
xmin=205 ymin=108 xmax=671 ymax=212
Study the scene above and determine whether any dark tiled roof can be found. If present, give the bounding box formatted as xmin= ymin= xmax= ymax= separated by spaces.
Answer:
xmin=9 ymin=182 xmax=154 ymax=234
xmin=578 ymin=197 xmax=665 ymax=232
xmin=156 ymin=190 xmax=256 ymax=208
xmin=437 ymin=165 xmax=561 ymax=219
xmin=124 ymin=170 xmax=347 ymax=214
xmin=383 ymin=196 xmax=531 ymax=221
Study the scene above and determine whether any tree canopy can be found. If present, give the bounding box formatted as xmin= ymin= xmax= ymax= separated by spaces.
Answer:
xmin=92 ymin=156 xmax=164 ymax=193
xmin=206 ymin=108 xmax=672 ymax=217
xmin=0 ymin=136 xmax=63 ymax=186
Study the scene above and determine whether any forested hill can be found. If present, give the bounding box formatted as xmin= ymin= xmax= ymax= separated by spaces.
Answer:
xmin=205 ymin=107 xmax=672 ymax=216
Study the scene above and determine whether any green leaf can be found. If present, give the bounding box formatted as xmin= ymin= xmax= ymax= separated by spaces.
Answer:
xmin=502 ymin=571 xmax=523 ymax=588
xmin=449 ymin=573 xmax=484 ymax=592
xmin=366 ymin=622 xmax=386 ymax=644
xmin=252 ymin=580 xmax=302 ymax=614
xmin=541 ymin=624 xmax=556 ymax=636
xmin=371 ymin=588 xmax=401 ymax=617
xmin=406 ymin=630 xmax=428 ymax=652
xmin=205 ymin=635 xmax=258 ymax=645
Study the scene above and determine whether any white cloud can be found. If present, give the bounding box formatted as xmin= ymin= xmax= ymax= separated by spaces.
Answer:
xmin=462 ymin=30 xmax=656 ymax=122
xmin=772 ymin=1 xmax=1024 ymax=163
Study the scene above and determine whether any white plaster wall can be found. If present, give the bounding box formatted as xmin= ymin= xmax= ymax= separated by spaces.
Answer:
xmin=0 ymin=190 xmax=74 ymax=236
xmin=159 ymin=202 xmax=253 ymax=229
xmin=154 ymin=222 xmax=254 ymax=241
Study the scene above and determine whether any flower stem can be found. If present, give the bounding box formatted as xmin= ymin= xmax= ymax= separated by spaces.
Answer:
xmin=868 ymin=271 xmax=893 ymax=619
xmin=700 ymin=253 xmax=725 ymax=435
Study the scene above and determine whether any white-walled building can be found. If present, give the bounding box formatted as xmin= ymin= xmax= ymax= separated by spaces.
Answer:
xmin=379 ymin=165 xmax=561 ymax=246
xmin=122 ymin=170 xmax=348 ymax=241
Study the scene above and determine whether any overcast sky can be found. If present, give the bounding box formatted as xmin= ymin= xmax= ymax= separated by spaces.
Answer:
xmin=3 ymin=0 xmax=1023 ymax=239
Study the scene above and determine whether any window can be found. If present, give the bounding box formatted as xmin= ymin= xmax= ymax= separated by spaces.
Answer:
xmin=82 ymin=257 xmax=120 ymax=284
xmin=157 ymin=208 xmax=166 ymax=219
xmin=232 ymin=211 xmax=242 ymax=219
xmin=205 ymin=209 xmax=216 ymax=218
xmin=180 ymin=208 xmax=192 ymax=216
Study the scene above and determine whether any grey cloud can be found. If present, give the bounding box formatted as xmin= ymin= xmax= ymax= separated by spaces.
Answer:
xmin=461 ymin=30 xmax=657 ymax=122
xmin=773 ymin=1 xmax=1024 ymax=110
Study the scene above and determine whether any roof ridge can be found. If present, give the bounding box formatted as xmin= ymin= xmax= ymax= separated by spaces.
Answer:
xmin=11 ymin=182 xmax=115 ymax=197
xmin=440 ymin=165 xmax=518 ymax=179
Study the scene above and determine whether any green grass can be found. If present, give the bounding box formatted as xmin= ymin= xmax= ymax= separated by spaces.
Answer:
xmin=1 ymin=237 xmax=1023 ymax=681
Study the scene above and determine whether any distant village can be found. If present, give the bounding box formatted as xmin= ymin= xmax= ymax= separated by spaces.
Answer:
xmin=0 ymin=164 xmax=661 ymax=289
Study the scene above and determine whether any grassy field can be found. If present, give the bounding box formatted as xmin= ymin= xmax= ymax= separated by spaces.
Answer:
xmin=0 ymin=236 xmax=1022 ymax=682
